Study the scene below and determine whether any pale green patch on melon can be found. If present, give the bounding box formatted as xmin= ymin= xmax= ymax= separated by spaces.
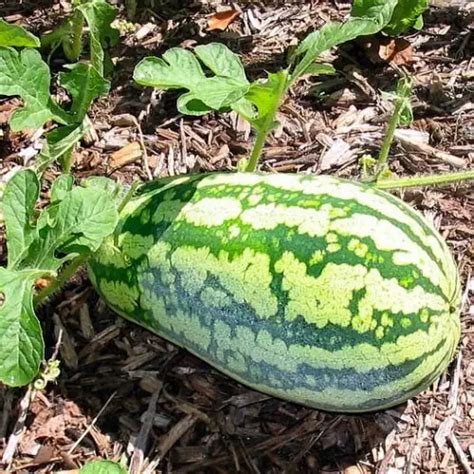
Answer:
xmin=147 ymin=241 xmax=175 ymax=285
xmin=94 ymin=240 xmax=129 ymax=269
xmin=99 ymin=279 xmax=139 ymax=313
xmin=119 ymin=232 xmax=154 ymax=260
xmin=200 ymin=287 xmax=232 ymax=308
xmin=171 ymin=246 xmax=278 ymax=318
xmin=152 ymin=199 xmax=184 ymax=225
xmin=178 ymin=197 xmax=242 ymax=227
xmin=309 ymin=250 xmax=325 ymax=266
xmin=348 ymin=238 xmax=369 ymax=259
xmin=275 ymin=253 xmax=367 ymax=328
xmin=240 ymin=204 xmax=330 ymax=237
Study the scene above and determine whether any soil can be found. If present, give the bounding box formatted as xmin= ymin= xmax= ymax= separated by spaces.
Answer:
xmin=0 ymin=1 xmax=473 ymax=473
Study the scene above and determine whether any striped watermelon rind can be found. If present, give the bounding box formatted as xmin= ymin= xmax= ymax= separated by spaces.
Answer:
xmin=89 ymin=173 xmax=461 ymax=412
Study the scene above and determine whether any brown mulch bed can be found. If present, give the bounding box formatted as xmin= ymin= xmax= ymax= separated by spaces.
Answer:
xmin=0 ymin=0 xmax=473 ymax=472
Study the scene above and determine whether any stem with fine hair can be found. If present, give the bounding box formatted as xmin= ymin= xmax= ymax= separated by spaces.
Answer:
xmin=375 ymin=170 xmax=474 ymax=190
xmin=63 ymin=10 xmax=84 ymax=62
xmin=34 ymin=255 xmax=88 ymax=306
xmin=375 ymin=82 xmax=412 ymax=180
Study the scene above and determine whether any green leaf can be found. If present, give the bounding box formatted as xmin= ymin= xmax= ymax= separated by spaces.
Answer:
xmin=383 ymin=0 xmax=429 ymax=36
xmin=414 ymin=15 xmax=424 ymax=30
xmin=59 ymin=63 xmax=110 ymax=122
xmin=79 ymin=460 xmax=127 ymax=474
xmin=0 ymin=48 xmax=55 ymax=131
xmin=134 ymin=48 xmax=206 ymax=89
xmin=77 ymin=0 xmax=119 ymax=75
xmin=81 ymin=176 xmax=125 ymax=206
xmin=51 ymin=175 xmax=74 ymax=203
xmin=2 ymin=170 xmax=40 ymax=269
xmin=195 ymin=43 xmax=248 ymax=83
xmin=0 ymin=267 xmax=48 ymax=387
xmin=36 ymin=123 xmax=87 ymax=173
xmin=291 ymin=0 xmax=398 ymax=83
xmin=245 ymin=71 xmax=287 ymax=132
xmin=134 ymin=44 xmax=250 ymax=116
xmin=304 ymin=63 xmax=336 ymax=76
xmin=0 ymin=19 xmax=40 ymax=48
xmin=23 ymin=186 xmax=119 ymax=270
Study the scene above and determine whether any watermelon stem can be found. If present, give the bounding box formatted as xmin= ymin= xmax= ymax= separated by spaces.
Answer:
xmin=245 ymin=71 xmax=289 ymax=172
xmin=375 ymin=77 xmax=413 ymax=180
xmin=34 ymin=255 xmax=88 ymax=306
xmin=376 ymin=170 xmax=474 ymax=190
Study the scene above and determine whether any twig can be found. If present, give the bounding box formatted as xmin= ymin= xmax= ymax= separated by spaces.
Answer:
xmin=145 ymin=414 xmax=197 ymax=472
xmin=129 ymin=391 xmax=160 ymax=474
xmin=67 ymin=391 xmax=117 ymax=455
xmin=448 ymin=352 xmax=462 ymax=412
xmin=132 ymin=115 xmax=152 ymax=181
xmin=449 ymin=433 xmax=473 ymax=474
xmin=1 ymin=386 xmax=34 ymax=466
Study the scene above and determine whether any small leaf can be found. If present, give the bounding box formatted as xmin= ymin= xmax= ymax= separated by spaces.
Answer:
xmin=0 ymin=48 xmax=55 ymax=131
xmin=0 ymin=267 xmax=48 ymax=387
xmin=51 ymin=175 xmax=74 ymax=203
xmin=0 ymin=19 xmax=40 ymax=48
xmin=245 ymin=71 xmax=287 ymax=132
xmin=207 ymin=9 xmax=240 ymax=31
xmin=59 ymin=63 xmax=110 ymax=122
xmin=2 ymin=170 xmax=40 ymax=269
xmin=304 ymin=63 xmax=336 ymax=76
xmin=384 ymin=0 xmax=429 ymax=36
xmin=36 ymin=123 xmax=87 ymax=173
xmin=82 ymin=176 xmax=125 ymax=207
xmin=77 ymin=0 xmax=119 ymax=75
xmin=79 ymin=460 xmax=127 ymax=474
xmin=291 ymin=0 xmax=399 ymax=82
xmin=24 ymin=186 xmax=119 ymax=271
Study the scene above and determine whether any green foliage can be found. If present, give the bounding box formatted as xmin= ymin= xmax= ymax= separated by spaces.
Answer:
xmin=41 ymin=0 xmax=119 ymax=72
xmin=291 ymin=0 xmax=399 ymax=82
xmin=0 ymin=19 xmax=40 ymax=48
xmin=0 ymin=49 xmax=62 ymax=131
xmin=0 ymin=169 xmax=119 ymax=387
xmin=77 ymin=0 xmax=119 ymax=75
xmin=133 ymin=0 xmax=409 ymax=171
xmin=0 ymin=46 xmax=109 ymax=171
xmin=384 ymin=0 xmax=429 ymax=36
xmin=79 ymin=460 xmax=127 ymax=474
xmin=134 ymin=44 xmax=250 ymax=116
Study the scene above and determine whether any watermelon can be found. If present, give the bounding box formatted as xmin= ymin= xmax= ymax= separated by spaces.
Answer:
xmin=88 ymin=173 xmax=461 ymax=412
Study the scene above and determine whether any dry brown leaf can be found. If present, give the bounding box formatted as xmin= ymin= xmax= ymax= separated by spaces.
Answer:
xmin=207 ymin=9 xmax=240 ymax=31
xmin=360 ymin=36 xmax=414 ymax=66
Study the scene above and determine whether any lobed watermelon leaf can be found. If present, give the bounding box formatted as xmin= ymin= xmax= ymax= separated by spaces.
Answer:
xmin=134 ymin=43 xmax=250 ymax=116
xmin=0 ymin=48 xmax=61 ymax=131
xmin=0 ymin=18 xmax=40 ymax=48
